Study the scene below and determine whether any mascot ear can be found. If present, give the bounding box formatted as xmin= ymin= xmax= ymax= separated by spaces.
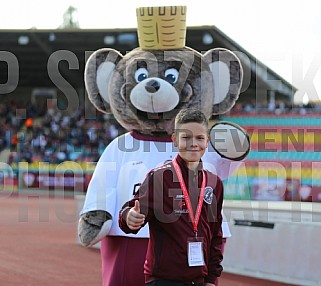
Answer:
xmin=85 ymin=48 xmax=123 ymax=114
xmin=203 ymin=48 xmax=243 ymax=115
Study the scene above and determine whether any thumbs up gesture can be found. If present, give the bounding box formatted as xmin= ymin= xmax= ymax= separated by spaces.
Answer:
xmin=126 ymin=200 xmax=145 ymax=230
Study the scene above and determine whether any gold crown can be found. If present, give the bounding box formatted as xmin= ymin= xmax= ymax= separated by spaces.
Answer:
xmin=136 ymin=6 xmax=187 ymax=50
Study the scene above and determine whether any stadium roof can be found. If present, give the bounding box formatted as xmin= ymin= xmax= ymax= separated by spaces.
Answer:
xmin=0 ymin=26 xmax=296 ymax=102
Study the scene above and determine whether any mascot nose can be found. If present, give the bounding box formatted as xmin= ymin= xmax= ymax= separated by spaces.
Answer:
xmin=145 ymin=80 xmax=160 ymax=93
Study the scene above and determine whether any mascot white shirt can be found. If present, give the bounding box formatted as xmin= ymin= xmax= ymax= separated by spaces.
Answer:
xmin=81 ymin=131 xmax=237 ymax=237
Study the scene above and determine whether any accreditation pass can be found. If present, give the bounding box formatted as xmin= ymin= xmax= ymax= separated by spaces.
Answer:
xmin=188 ymin=241 xmax=205 ymax=267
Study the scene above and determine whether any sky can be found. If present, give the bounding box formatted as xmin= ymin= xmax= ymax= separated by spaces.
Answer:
xmin=2 ymin=0 xmax=321 ymax=104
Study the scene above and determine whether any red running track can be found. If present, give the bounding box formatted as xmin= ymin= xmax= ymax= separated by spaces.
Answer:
xmin=0 ymin=192 xmax=294 ymax=286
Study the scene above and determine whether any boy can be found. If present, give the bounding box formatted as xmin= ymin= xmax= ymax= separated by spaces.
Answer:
xmin=119 ymin=108 xmax=223 ymax=286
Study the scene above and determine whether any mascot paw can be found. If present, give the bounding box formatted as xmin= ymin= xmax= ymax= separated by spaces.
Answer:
xmin=78 ymin=210 xmax=112 ymax=247
xmin=210 ymin=121 xmax=250 ymax=161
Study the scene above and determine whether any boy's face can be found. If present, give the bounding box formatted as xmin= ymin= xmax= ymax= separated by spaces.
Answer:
xmin=172 ymin=122 xmax=209 ymax=164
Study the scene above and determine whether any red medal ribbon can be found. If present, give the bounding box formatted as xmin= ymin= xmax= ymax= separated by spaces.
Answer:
xmin=172 ymin=156 xmax=206 ymax=236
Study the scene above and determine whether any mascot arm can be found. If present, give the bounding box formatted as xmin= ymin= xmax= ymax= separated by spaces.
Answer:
xmin=78 ymin=141 xmax=120 ymax=247
xmin=78 ymin=210 xmax=112 ymax=247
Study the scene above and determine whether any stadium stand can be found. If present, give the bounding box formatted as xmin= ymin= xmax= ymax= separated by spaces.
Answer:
xmin=1 ymin=26 xmax=320 ymax=286
xmin=221 ymin=111 xmax=321 ymax=202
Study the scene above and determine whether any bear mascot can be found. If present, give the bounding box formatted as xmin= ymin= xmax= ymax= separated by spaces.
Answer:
xmin=78 ymin=6 xmax=250 ymax=286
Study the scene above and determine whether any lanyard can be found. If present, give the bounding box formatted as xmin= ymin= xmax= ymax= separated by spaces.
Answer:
xmin=172 ymin=157 xmax=206 ymax=237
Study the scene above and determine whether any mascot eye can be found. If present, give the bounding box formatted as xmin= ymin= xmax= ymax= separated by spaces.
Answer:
xmin=164 ymin=68 xmax=179 ymax=84
xmin=135 ymin=68 xmax=149 ymax=82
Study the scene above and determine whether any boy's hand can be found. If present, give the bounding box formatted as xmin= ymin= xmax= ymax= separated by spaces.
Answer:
xmin=205 ymin=283 xmax=215 ymax=286
xmin=126 ymin=200 xmax=145 ymax=230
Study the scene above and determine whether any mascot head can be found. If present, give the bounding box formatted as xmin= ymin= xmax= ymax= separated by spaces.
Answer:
xmin=85 ymin=6 xmax=243 ymax=136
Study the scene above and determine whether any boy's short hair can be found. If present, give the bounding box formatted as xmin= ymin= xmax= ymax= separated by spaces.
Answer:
xmin=174 ymin=108 xmax=209 ymax=130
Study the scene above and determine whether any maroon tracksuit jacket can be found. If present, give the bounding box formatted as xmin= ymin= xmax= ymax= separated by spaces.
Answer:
xmin=119 ymin=155 xmax=223 ymax=284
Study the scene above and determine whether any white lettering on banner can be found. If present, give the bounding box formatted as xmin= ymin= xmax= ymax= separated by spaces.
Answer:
xmin=37 ymin=174 xmax=85 ymax=187
xmin=21 ymin=171 xmax=86 ymax=191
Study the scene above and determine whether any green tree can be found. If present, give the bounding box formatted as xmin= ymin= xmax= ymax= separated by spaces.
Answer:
xmin=59 ymin=6 xmax=79 ymax=29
